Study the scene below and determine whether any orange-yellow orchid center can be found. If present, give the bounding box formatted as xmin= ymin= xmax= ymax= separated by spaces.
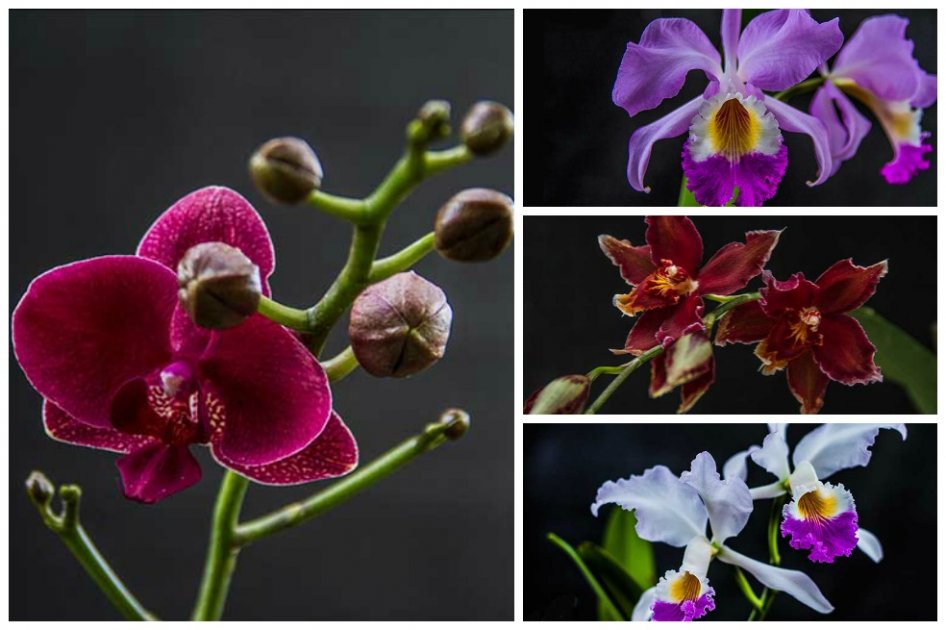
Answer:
xmin=789 ymin=306 xmax=822 ymax=344
xmin=708 ymin=98 xmax=761 ymax=161
xmin=651 ymin=259 xmax=697 ymax=297
xmin=797 ymin=489 xmax=838 ymax=522
xmin=669 ymin=571 xmax=702 ymax=603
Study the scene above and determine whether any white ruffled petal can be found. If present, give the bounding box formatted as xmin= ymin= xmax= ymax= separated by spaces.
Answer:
xmin=716 ymin=546 xmax=834 ymax=614
xmin=749 ymin=430 xmax=792 ymax=481
xmin=792 ymin=423 xmax=907 ymax=479
xmin=680 ymin=452 xmax=753 ymax=543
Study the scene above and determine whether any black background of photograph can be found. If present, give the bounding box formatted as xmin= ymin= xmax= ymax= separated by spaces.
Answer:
xmin=523 ymin=215 xmax=936 ymax=414
xmin=524 ymin=9 xmax=937 ymax=206
xmin=10 ymin=9 xmax=512 ymax=621
xmin=524 ymin=423 xmax=936 ymax=621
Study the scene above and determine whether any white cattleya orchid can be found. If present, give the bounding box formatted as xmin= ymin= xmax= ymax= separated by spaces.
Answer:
xmin=724 ymin=423 xmax=906 ymax=564
xmin=592 ymin=451 xmax=833 ymax=621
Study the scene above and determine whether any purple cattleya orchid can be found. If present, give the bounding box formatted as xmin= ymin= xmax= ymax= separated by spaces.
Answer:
xmin=810 ymin=15 xmax=937 ymax=184
xmin=614 ymin=9 xmax=842 ymax=206
xmin=13 ymin=186 xmax=358 ymax=503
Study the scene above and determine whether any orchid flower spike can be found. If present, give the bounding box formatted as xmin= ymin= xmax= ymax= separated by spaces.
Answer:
xmin=810 ymin=15 xmax=936 ymax=184
xmin=614 ymin=9 xmax=842 ymax=205
xmin=724 ymin=423 xmax=906 ymax=563
xmin=592 ymin=451 xmax=833 ymax=621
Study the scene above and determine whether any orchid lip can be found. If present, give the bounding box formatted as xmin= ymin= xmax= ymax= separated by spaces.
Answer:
xmin=160 ymin=360 xmax=198 ymax=399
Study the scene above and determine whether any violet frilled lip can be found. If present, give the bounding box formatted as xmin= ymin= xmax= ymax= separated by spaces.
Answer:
xmin=810 ymin=15 xmax=937 ymax=184
xmin=614 ymin=9 xmax=842 ymax=205
xmin=600 ymin=216 xmax=781 ymax=355
xmin=13 ymin=187 xmax=358 ymax=503
xmin=716 ymin=259 xmax=886 ymax=414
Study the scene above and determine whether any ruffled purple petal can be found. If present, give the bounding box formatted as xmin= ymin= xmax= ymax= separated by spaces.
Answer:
xmin=116 ymin=441 xmax=202 ymax=504
xmin=881 ymin=139 xmax=933 ymax=184
xmin=832 ymin=15 xmax=923 ymax=102
xmin=763 ymin=96 xmax=834 ymax=186
xmin=681 ymin=142 xmax=787 ymax=206
xmin=781 ymin=509 xmax=859 ymax=563
xmin=613 ymin=18 xmax=722 ymax=119
xmin=652 ymin=591 xmax=716 ymax=621
xmin=627 ymin=96 xmax=704 ymax=192
xmin=736 ymin=10 xmax=843 ymax=91
xmin=809 ymin=83 xmax=872 ymax=174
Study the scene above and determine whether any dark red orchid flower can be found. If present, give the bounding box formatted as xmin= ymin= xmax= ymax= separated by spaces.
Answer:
xmin=600 ymin=216 xmax=781 ymax=354
xmin=716 ymin=259 xmax=887 ymax=413
xmin=13 ymin=187 xmax=358 ymax=503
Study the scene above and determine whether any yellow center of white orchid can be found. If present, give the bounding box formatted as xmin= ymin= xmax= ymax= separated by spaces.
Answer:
xmin=797 ymin=489 xmax=838 ymax=521
xmin=668 ymin=571 xmax=702 ymax=603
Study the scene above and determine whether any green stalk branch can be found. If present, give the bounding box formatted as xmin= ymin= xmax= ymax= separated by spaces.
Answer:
xmin=748 ymin=494 xmax=787 ymax=621
xmin=306 ymin=190 xmax=367 ymax=224
xmin=323 ymin=346 xmax=359 ymax=382
xmin=26 ymin=473 xmax=156 ymax=621
xmin=369 ymin=232 xmax=436 ymax=283
xmin=257 ymin=295 xmax=312 ymax=331
xmin=584 ymin=345 xmax=664 ymax=414
xmin=734 ymin=567 xmax=764 ymax=611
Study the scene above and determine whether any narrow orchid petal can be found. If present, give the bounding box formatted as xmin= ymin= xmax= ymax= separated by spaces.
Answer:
xmin=44 ymin=400 xmax=157 ymax=454
xmin=717 ymin=545 xmax=834 ymax=613
xmin=720 ymin=10 xmax=741 ymax=72
xmin=856 ymin=528 xmax=884 ymax=563
xmin=620 ymin=307 xmax=670 ymax=355
xmin=201 ymin=316 xmax=332 ymax=467
xmin=759 ymin=271 xmax=818 ymax=318
xmin=750 ymin=481 xmax=788 ymax=500
xmin=832 ymin=15 xmax=923 ymax=102
xmin=645 ymin=216 xmax=703 ymax=273
xmin=814 ymin=259 xmax=888 ymax=315
xmin=656 ymin=295 xmax=705 ymax=348
xmin=116 ymin=442 xmax=202 ymax=504
xmin=632 ymin=586 xmax=657 ymax=621
xmin=722 ymin=450 xmax=749 ymax=482
xmin=612 ymin=18 xmax=722 ymax=119
xmin=591 ymin=465 xmax=708 ymax=547
xmin=809 ymin=83 xmax=872 ymax=172
xmin=763 ymin=96 xmax=834 ymax=186
xmin=792 ymin=423 xmax=906 ymax=479
xmin=715 ymin=301 xmax=773 ymax=346
xmin=749 ymin=430 xmax=791 ymax=481
xmin=787 ymin=353 xmax=830 ymax=414
xmin=598 ymin=234 xmax=655 ymax=285
xmin=811 ymin=314 xmax=882 ymax=386
xmin=137 ymin=186 xmax=275 ymax=295
xmin=697 ymin=229 xmax=781 ymax=296
xmin=12 ymin=256 xmax=176 ymax=428
xmin=680 ymin=452 xmax=753 ymax=543
xmin=736 ymin=10 xmax=843 ymax=91
xmin=215 ymin=411 xmax=357 ymax=485
xmin=627 ymin=96 xmax=704 ymax=192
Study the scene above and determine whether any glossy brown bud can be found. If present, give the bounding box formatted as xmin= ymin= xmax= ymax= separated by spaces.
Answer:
xmin=249 ymin=137 xmax=323 ymax=204
xmin=25 ymin=470 xmax=55 ymax=507
xmin=435 ymin=188 xmax=514 ymax=262
xmin=349 ymin=271 xmax=452 ymax=378
xmin=524 ymin=375 xmax=591 ymax=414
xmin=439 ymin=408 xmax=471 ymax=441
xmin=177 ymin=242 xmax=262 ymax=330
xmin=460 ymin=101 xmax=513 ymax=156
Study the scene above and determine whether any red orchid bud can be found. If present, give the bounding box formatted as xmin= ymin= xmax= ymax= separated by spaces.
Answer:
xmin=349 ymin=271 xmax=453 ymax=378
xmin=524 ymin=375 xmax=591 ymax=414
xmin=460 ymin=101 xmax=513 ymax=156
xmin=435 ymin=188 xmax=514 ymax=262
xmin=177 ymin=242 xmax=262 ymax=330
xmin=249 ymin=137 xmax=323 ymax=204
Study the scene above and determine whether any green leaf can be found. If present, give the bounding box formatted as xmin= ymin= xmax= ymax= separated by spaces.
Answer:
xmin=547 ymin=532 xmax=624 ymax=621
xmin=677 ymin=177 xmax=700 ymax=206
xmin=602 ymin=508 xmax=656 ymax=590
xmin=852 ymin=307 xmax=936 ymax=413
xmin=578 ymin=542 xmax=644 ymax=621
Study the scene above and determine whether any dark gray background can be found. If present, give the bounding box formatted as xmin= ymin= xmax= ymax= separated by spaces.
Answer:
xmin=10 ymin=9 xmax=512 ymax=620
xmin=525 ymin=423 xmax=936 ymax=621
xmin=524 ymin=216 xmax=936 ymax=414
xmin=525 ymin=9 xmax=937 ymax=206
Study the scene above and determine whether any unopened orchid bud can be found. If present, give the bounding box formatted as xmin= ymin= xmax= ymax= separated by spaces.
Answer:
xmin=435 ymin=188 xmax=514 ymax=262
xmin=524 ymin=375 xmax=591 ymax=414
xmin=417 ymin=99 xmax=452 ymax=141
xmin=249 ymin=137 xmax=323 ymax=204
xmin=439 ymin=408 xmax=471 ymax=441
xmin=460 ymin=101 xmax=513 ymax=156
xmin=349 ymin=271 xmax=452 ymax=378
xmin=25 ymin=471 xmax=55 ymax=507
xmin=177 ymin=242 xmax=262 ymax=330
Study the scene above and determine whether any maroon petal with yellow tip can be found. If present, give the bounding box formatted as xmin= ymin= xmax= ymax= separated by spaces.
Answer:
xmin=759 ymin=271 xmax=819 ymax=318
xmin=787 ymin=352 xmax=829 ymax=414
xmin=715 ymin=300 xmax=773 ymax=346
xmin=645 ymin=216 xmax=703 ymax=272
xmin=814 ymin=259 xmax=888 ymax=315
xmin=116 ymin=441 xmax=202 ymax=504
xmin=599 ymin=234 xmax=655 ymax=285
xmin=680 ymin=359 xmax=715 ymax=413
xmin=697 ymin=229 xmax=782 ymax=296
xmin=44 ymin=400 xmax=158 ymax=454
xmin=812 ymin=314 xmax=883 ymax=385
xmin=214 ymin=411 xmax=358 ymax=485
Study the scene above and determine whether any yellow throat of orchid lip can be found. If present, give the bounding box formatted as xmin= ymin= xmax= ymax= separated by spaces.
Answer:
xmin=835 ymin=77 xmax=918 ymax=142
xmin=669 ymin=571 xmax=702 ymax=603
xmin=708 ymin=98 xmax=761 ymax=161
xmin=651 ymin=262 xmax=696 ymax=297
xmin=789 ymin=306 xmax=822 ymax=344
xmin=797 ymin=489 xmax=838 ymax=521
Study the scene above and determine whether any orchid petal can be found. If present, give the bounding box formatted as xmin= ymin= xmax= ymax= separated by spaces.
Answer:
xmin=632 ymin=586 xmax=657 ymax=621
xmin=697 ymin=229 xmax=781 ymax=296
xmin=809 ymin=83 xmax=872 ymax=173
xmin=787 ymin=352 xmax=829 ymax=415
xmin=649 ymin=333 xmax=713 ymax=399
xmin=814 ymin=258 xmax=888 ymax=315
xmin=832 ymin=15 xmax=923 ymax=102
xmin=749 ymin=481 xmax=788 ymax=500
xmin=716 ymin=545 xmax=833 ymax=613
xmin=737 ymin=10 xmax=843 ymax=91
xmin=715 ymin=301 xmax=773 ymax=346
xmin=812 ymin=314 xmax=883 ymax=386
xmin=598 ymin=234 xmax=654 ymax=285
xmin=591 ymin=465 xmax=708 ymax=547
xmin=627 ymin=96 xmax=704 ymax=192
xmin=679 ymin=356 xmax=715 ymax=414
xmin=792 ymin=423 xmax=907 ymax=479
xmin=613 ymin=18 xmax=722 ymax=119
xmin=722 ymin=450 xmax=749 ymax=481
xmin=856 ymin=528 xmax=884 ymax=563
xmin=759 ymin=271 xmax=818 ymax=318
xmin=645 ymin=216 xmax=703 ymax=273
xmin=749 ymin=430 xmax=791 ymax=481
xmin=680 ymin=452 xmax=753 ymax=543
xmin=912 ymin=71 xmax=937 ymax=109
xmin=116 ymin=442 xmax=202 ymax=504
xmin=763 ymin=96 xmax=834 ymax=186
xmin=44 ymin=400 xmax=158 ymax=454
xmin=720 ymin=10 xmax=741 ymax=72
xmin=619 ymin=307 xmax=670 ymax=355
xmin=655 ymin=295 xmax=705 ymax=348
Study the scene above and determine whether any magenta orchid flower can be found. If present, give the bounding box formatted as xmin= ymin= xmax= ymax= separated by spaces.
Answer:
xmin=724 ymin=424 xmax=906 ymax=564
xmin=593 ymin=452 xmax=833 ymax=621
xmin=810 ymin=15 xmax=937 ymax=184
xmin=614 ymin=9 xmax=842 ymax=205
xmin=600 ymin=216 xmax=781 ymax=355
xmin=13 ymin=186 xmax=358 ymax=503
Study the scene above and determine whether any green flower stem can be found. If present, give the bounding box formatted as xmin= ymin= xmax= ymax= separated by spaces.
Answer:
xmin=233 ymin=411 xmax=468 ymax=546
xmin=584 ymin=345 xmax=664 ymax=414
xmin=323 ymin=345 xmax=359 ymax=382
xmin=586 ymin=363 xmax=633 ymax=382
xmin=734 ymin=567 xmax=764 ymax=611
xmin=256 ymin=295 xmax=312 ymax=331
xmin=748 ymin=494 xmax=787 ymax=621
xmin=773 ymin=76 xmax=826 ymax=102
xmin=424 ymin=145 xmax=472 ymax=177
xmin=369 ymin=232 xmax=436 ymax=283
xmin=27 ymin=476 xmax=156 ymax=621
xmin=306 ymin=190 xmax=368 ymax=224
